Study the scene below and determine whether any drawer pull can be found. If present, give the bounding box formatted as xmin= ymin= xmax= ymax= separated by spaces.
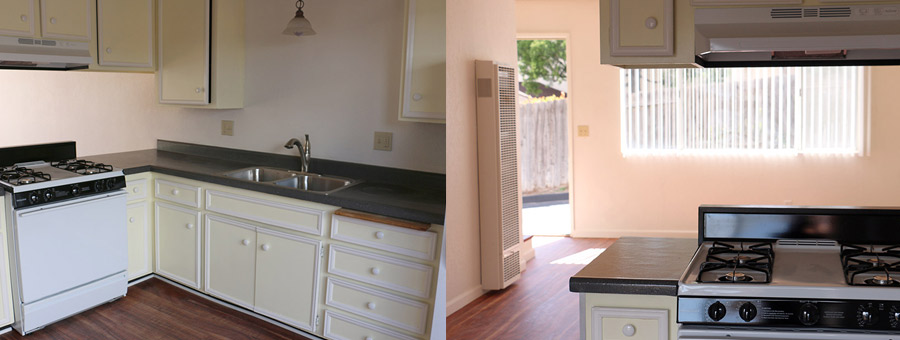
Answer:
xmin=261 ymin=244 xmax=271 ymax=251
xmin=645 ymin=17 xmax=657 ymax=29
xmin=622 ymin=323 xmax=636 ymax=337
xmin=172 ymin=189 xmax=180 ymax=195
xmin=370 ymin=267 xmax=380 ymax=275
xmin=186 ymin=223 xmax=194 ymax=230
xmin=374 ymin=231 xmax=384 ymax=239
xmin=133 ymin=187 xmax=140 ymax=193
xmin=366 ymin=302 xmax=376 ymax=310
xmin=241 ymin=239 xmax=250 ymax=246
xmin=129 ymin=217 xmax=135 ymax=223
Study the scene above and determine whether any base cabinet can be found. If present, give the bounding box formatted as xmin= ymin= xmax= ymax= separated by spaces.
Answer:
xmin=126 ymin=201 xmax=151 ymax=280
xmin=155 ymin=201 xmax=201 ymax=289
xmin=582 ymin=293 xmax=676 ymax=340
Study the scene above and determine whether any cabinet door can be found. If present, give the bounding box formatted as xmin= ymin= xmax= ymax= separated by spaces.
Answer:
xmin=157 ymin=0 xmax=209 ymax=104
xmin=0 ymin=0 xmax=36 ymax=37
xmin=0 ymin=232 xmax=12 ymax=328
xmin=155 ymin=202 xmax=201 ymax=289
xmin=97 ymin=0 xmax=153 ymax=68
xmin=609 ymin=0 xmax=673 ymax=56
xmin=40 ymin=0 xmax=91 ymax=40
xmin=204 ymin=215 xmax=256 ymax=309
xmin=399 ymin=0 xmax=446 ymax=123
xmin=126 ymin=201 xmax=152 ymax=280
xmin=591 ymin=307 xmax=667 ymax=340
xmin=255 ymin=229 xmax=320 ymax=332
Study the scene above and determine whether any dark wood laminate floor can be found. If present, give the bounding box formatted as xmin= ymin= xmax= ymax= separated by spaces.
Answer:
xmin=0 ymin=277 xmax=313 ymax=340
xmin=447 ymin=237 xmax=616 ymax=340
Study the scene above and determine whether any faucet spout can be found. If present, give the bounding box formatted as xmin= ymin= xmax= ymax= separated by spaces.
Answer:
xmin=284 ymin=135 xmax=311 ymax=173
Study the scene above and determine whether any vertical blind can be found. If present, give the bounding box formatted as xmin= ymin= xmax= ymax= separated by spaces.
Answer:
xmin=620 ymin=67 xmax=865 ymax=156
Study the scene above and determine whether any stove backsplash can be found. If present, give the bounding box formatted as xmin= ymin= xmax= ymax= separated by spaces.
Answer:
xmin=0 ymin=142 xmax=76 ymax=166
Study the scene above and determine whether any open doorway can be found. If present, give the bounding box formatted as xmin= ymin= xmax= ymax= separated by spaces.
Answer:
xmin=517 ymin=37 xmax=572 ymax=237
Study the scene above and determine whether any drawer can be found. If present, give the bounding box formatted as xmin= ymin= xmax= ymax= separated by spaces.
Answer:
xmin=206 ymin=190 xmax=326 ymax=236
xmin=155 ymin=179 xmax=201 ymax=208
xmin=331 ymin=215 xmax=437 ymax=260
xmin=591 ymin=307 xmax=667 ymax=340
xmin=323 ymin=310 xmax=418 ymax=340
xmin=328 ymin=245 xmax=433 ymax=299
xmin=325 ymin=278 xmax=428 ymax=335
xmin=126 ymin=178 xmax=148 ymax=201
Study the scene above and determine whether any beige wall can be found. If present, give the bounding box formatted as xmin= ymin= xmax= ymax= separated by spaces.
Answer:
xmin=445 ymin=0 xmax=519 ymax=315
xmin=517 ymin=0 xmax=900 ymax=238
xmin=0 ymin=0 xmax=446 ymax=173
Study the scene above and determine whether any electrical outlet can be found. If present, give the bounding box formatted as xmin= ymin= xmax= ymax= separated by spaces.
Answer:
xmin=221 ymin=120 xmax=234 ymax=136
xmin=577 ymin=125 xmax=590 ymax=137
xmin=374 ymin=132 xmax=393 ymax=151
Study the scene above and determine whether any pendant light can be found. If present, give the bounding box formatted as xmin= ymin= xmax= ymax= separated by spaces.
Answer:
xmin=283 ymin=0 xmax=316 ymax=36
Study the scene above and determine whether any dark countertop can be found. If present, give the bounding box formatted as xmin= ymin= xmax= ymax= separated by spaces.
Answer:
xmin=86 ymin=142 xmax=445 ymax=225
xmin=569 ymin=237 xmax=698 ymax=296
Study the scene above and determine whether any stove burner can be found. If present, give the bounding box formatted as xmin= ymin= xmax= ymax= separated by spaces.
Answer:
xmin=719 ymin=272 xmax=753 ymax=282
xmin=865 ymin=275 xmax=899 ymax=286
xmin=841 ymin=244 xmax=900 ymax=286
xmin=16 ymin=177 xmax=34 ymax=185
xmin=51 ymin=160 xmax=113 ymax=175
xmin=0 ymin=167 xmax=51 ymax=185
xmin=732 ymin=255 xmax=753 ymax=265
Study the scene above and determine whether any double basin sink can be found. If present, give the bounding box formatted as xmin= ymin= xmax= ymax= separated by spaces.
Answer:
xmin=223 ymin=167 xmax=356 ymax=195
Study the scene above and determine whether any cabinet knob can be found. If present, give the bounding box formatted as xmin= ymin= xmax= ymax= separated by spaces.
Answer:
xmin=186 ymin=223 xmax=194 ymax=230
xmin=645 ymin=17 xmax=658 ymax=29
xmin=374 ymin=231 xmax=385 ymax=239
xmin=195 ymin=87 xmax=205 ymax=93
xmin=106 ymin=47 xmax=112 ymax=54
xmin=413 ymin=93 xmax=423 ymax=101
xmin=129 ymin=217 xmax=135 ymax=223
xmin=172 ymin=189 xmax=179 ymax=195
xmin=261 ymin=244 xmax=271 ymax=251
xmin=50 ymin=17 xmax=57 ymax=25
xmin=371 ymin=267 xmax=380 ymax=275
xmin=622 ymin=324 xmax=636 ymax=337
xmin=242 ymin=239 xmax=250 ymax=246
xmin=20 ymin=15 xmax=27 ymax=22
xmin=366 ymin=302 xmax=376 ymax=310
xmin=133 ymin=187 xmax=140 ymax=193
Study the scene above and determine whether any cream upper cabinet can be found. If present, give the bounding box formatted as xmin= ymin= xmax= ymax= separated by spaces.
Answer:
xmin=97 ymin=0 xmax=154 ymax=69
xmin=157 ymin=0 xmax=244 ymax=108
xmin=601 ymin=0 xmax=696 ymax=67
xmin=399 ymin=0 xmax=446 ymax=123
xmin=0 ymin=0 xmax=36 ymax=37
xmin=155 ymin=201 xmax=201 ymax=289
xmin=40 ymin=0 xmax=91 ymax=40
xmin=255 ymin=228 xmax=321 ymax=332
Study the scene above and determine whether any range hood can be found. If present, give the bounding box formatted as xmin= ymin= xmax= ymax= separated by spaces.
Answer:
xmin=0 ymin=36 xmax=91 ymax=71
xmin=694 ymin=4 xmax=900 ymax=67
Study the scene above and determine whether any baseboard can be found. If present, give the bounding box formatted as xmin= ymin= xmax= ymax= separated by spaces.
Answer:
xmin=570 ymin=229 xmax=696 ymax=239
xmin=447 ymin=285 xmax=486 ymax=316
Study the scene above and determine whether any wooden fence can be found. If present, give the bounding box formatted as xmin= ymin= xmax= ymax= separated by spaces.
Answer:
xmin=520 ymin=98 xmax=568 ymax=194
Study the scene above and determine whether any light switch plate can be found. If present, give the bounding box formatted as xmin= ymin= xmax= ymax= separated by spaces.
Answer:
xmin=221 ymin=120 xmax=234 ymax=136
xmin=374 ymin=131 xmax=393 ymax=151
xmin=577 ymin=125 xmax=589 ymax=137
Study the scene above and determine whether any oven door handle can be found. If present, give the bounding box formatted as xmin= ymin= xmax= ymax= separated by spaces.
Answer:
xmin=16 ymin=190 xmax=127 ymax=217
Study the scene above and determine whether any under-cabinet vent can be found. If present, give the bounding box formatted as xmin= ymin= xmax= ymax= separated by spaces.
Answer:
xmin=771 ymin=7 xmax=851 ymax=19
xmin=476 ymin=60 xmax=523 ymax=290
xmin=777 ymin=239 xmax=838 ymax=247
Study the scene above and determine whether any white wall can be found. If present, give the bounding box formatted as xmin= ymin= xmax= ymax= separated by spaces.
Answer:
xmin=0 ymin=0 xmax=446 ymax=173
xmin=516 ymin=0 xmax=900 ymax=237
xmin=445 ymin=0 xmax=518 ymax=315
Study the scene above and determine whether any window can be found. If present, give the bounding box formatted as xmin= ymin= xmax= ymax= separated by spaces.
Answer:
xmin=620 ymin=67 xmax=865 ymax=156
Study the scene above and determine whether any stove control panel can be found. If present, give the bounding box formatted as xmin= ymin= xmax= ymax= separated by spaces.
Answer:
xmin=12 ymin=176 xmax=126 ymax=208
xmin=680 ymin=297 xmax=900 ymax=331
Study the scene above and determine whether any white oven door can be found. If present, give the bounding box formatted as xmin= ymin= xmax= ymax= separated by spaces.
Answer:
xmin=12 ymin=190 xmax=127 ymax=303
xmin=679 ymin=327 xmax=899 ymax=340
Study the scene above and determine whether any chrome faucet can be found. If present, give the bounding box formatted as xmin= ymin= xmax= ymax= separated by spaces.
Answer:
xmin=284 ymin=135 xmax=311 ymax=173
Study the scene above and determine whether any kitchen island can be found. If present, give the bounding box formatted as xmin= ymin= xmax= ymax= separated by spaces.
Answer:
xmin=570 ymin=237 xmax=697 ymax=340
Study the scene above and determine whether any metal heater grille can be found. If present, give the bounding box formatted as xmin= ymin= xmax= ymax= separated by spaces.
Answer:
xmin=497 ymin=65 xmax=520 ymax=251
xmin=503 ymin=251 xmax=521 ymax=282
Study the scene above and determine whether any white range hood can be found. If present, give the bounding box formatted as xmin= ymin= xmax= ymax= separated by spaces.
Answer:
xmin=0 ymin=36 xmax=91 ymax=70
xmin=694 ymin=4 xmax=900 ymax=67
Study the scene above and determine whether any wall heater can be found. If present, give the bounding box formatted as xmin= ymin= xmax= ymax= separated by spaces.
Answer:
xmin=475 ymin=60 xmax=523 ymax=290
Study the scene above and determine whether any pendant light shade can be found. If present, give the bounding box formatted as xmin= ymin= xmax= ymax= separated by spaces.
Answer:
xmin=283 ymin=0 xmax=316 ymax=36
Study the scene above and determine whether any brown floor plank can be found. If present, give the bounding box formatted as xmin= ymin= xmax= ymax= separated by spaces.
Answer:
xmin=0 ymin=277 xmax=312 ymax=340
xmin=447 ymin=237 xmax=616 ymax=340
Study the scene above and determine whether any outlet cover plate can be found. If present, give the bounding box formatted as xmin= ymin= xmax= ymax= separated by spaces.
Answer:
xmin=577 ymin=125 xmax=589 ymax=137
xmin=374 ymin=131 xmax=393 ymax=151
xmin=221 ymin=120 xmax=234 ymax=136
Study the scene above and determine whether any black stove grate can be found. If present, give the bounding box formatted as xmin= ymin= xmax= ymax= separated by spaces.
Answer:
xmin=840 ymin=244 xmax=900 ymax=286
xmin=50 ymin=160 xmax=114 ymax=175
xmin=696 ymin=241 xmax=774 ymax=284
xmin=0 ymin=167 xmax=51 ymax=185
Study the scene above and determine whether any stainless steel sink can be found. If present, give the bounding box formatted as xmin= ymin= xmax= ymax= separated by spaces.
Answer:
xmin=224 ymin=167 xmax=296 ymax=182
xmin=273 ymin=173 xmax=355 ymax=194
xmin=222 ymin=167 xmax=356 ymax=194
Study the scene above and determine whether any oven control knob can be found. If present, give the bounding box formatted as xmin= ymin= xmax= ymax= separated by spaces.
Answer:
xmin=708 ymin=301 xmax=727 ymax=321
xmin=42 ymin=189 xmax=53 ymax=202
xmin=889 ymin=306 xmax=900 ymax=328
xmin=739 ymin=302 xmax=757 ymax=322
xmin=859 ymin=305 xmax=878 ymax=326
xmin=28 ymin=192 xmax=40 ymax=204
xmin=94 ymin=181 xmax=103 ymax=192
xmin=799 ymin=303 xmax=820 ymax=326
xmin=106 ymin=178 xmax=117 ymax=189
xmin=70 ymin=185 xmax=80 ymax=196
